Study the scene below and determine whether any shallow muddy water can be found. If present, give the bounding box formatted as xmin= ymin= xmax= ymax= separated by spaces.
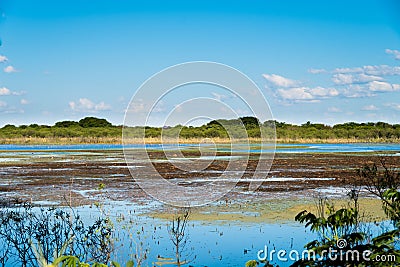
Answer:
xmin=0 ymin=143 xmax=399 ymax=266
xmin=1 ymin=142 xmax=400 ymax=154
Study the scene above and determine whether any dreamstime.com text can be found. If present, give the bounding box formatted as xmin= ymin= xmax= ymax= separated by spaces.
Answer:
xmin=257 ymin=239 xmax=397 ymax=264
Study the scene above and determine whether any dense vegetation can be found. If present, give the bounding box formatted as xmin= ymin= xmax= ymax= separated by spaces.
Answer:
xmin=0 ymin=203 xmax=114 ymax=267
xmin=0 ymin=117 xmax=121 ymax=140
xmin=247 ymin=160 xmax=400 ymax=266
xmin=1 ymin=116 xmax=400 ymax=143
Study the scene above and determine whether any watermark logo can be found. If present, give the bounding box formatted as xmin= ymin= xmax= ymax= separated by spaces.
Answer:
xmin=122 ymin=62 xmax=276 ymax=207
xmin=257 ymin=238 xmax=397 ymax=264
xmin=336 ymin=238 xmax=347 ymax=249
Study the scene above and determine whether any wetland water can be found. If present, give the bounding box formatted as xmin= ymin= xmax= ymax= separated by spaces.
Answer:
xmin=0 ymin=143 xmax=399 ymax=266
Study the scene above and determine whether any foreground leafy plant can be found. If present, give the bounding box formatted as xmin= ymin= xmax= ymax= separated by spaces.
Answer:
xmin=245 ymin=159 xmax=400 ymax=267
xmin=31 ymin=236 xmax=74 ymax=267
xmin=32 ymin=238 xmax=135 ymax=267
xmin=49 ymin=256 xmax=134 ymax=267
xmin=292 ymin=160 xmax=400 ymax=267
xmin=0 ymin=204 xmax=115 ymax=267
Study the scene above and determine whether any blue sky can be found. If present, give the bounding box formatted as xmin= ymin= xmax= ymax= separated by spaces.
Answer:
xmin=0 ymin=0 xmax=399 ymax=126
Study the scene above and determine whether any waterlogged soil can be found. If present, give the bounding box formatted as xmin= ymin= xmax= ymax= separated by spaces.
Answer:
xmin=0 ymin=149 xmax=397 ymax=218
xmin=149 ymin=197 xmax=387 ymax=223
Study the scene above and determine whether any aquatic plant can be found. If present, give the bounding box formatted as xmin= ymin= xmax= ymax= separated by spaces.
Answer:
xmin=292 ymin=160 xmax=400 ymax=266
xmin=0 ymin=203 xmax=115 ymax=267
xmin=245 ymin=159 xmax=400 ymax=267
xmin=31 ymin=236 xmax=73 ymax=267
xmin=245 ymin=259 xmax=274 ymax=267
xmin=166 ymin=208 xmax=191 ymax=266
xmin=245 ymin=259 xmax=258 ymax=267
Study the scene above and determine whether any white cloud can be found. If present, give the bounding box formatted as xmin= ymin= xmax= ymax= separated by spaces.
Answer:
xmin=358 ymin=74 xmax=383 ymax=82
xmin=332 ymin=73 xmax=382 ymax=85
xmin=329 ymin=63 xmax=400 ymax=97
xmin=276 ymin=86 xmax=339 ymax=102
xmin=0 ymin=55 xmax=7 ymax=63
xmin=332 ymin=74 xmax=353 ymax=84
xmin=69 ymin=98 xmax=111 ymax=113
xmin=94 ymin=101 xmax=111 ymax=111
xmin=20 ymin=99 xmax=29 ymax=105
xmin=0 ymin=101 xmax=22 ymax=114
xmin=266 ymin=57 xmax=400 ymax=104
xmin=328 ymin=107 xmax=341 ymax=113
xmin=333 ymin=67 xmax=363 ymax=74
xmin=125 ymin=98 xmax=164 ymax=114
xmin=363 ymin=65 xmax=400 ymax=76
xmin=308 ymin=68 xmax=326 ymax=74
xmin=126 ymin=99 xmax=146 ymax=113
xmin=385 ymin=103 xmax=400 ymax=111
xmin=4 ymin=109 xmax=24 ymax=114
xmin=0 ymin=87 xmax=23 ymax=96
xmin=361 ymin=105 xmax=379 ymax=111
xmin=385 ymin=49 xmax=400 ymax=60
xmin=333 ymin=65 xmax=400 ymax=76
xmin=308 ymin=87 xmax=339 ymax=97
xmin=4 ymin=65 xmax=17 ymax=73
xmin=262 ymin=74 xmax=298 ymax=87
xmin=277 ymin=87 xmax=313 ymax=100
xmin=211 ymin=92 xmax=227 ymax=101
xmin=342 ymin=84 xmax=374 ymax=98
xmin=0 ymin=87 xmax=11 ymax=95
xmin=368 ymin=81 xmax=399 ymax=92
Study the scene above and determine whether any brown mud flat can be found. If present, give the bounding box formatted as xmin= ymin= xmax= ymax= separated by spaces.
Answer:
xmin=0 ymin=151 xmax=397 ymax=209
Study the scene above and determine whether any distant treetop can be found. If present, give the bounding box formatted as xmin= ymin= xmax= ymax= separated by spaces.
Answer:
xmin=54 ymin=120 xmax=80 ymax=128
xmin=78 ymin=117 xmax=112 ymax=128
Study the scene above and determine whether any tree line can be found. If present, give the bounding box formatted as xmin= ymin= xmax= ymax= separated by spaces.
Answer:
xmin=1 ymin=116 xmax=400 ymax=141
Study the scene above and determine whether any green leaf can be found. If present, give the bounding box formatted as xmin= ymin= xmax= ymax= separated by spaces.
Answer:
xmin=98 ymin=183 xmax=106 ymax=190
xmin=245 ymin=260 xmax=258 ymax=267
